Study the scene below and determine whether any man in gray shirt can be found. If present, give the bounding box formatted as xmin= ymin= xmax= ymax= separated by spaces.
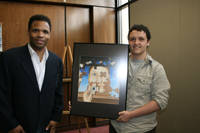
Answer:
xmin=110 ymin=24 xmax=170 ymax=133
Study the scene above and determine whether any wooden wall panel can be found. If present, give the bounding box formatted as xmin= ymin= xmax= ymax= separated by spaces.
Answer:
xmin=30 ymin=0 xmax=65 ymax=2
xmin=93 ymin=7 xmax=116 ymax=43
xmin=6 ymin=0 xmax=115 ymax=7
xmin=67 ymin=0 xmax=115 ymax=7
xmin=0 ymin=1 xmax=65 ymax=58
xmin=66 ymin=7 xmax=90 ymax=49
xmin=66 ymin=6 xmax=90 ymax=77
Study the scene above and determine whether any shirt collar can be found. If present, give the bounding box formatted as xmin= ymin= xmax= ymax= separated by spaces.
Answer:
xmin=145 ymin=54 xmax=153 ymax=64
xmin=28 ymin=43 xmax=49 ymax=61
xmin=129 ymin=53 xmax=153 ymax=64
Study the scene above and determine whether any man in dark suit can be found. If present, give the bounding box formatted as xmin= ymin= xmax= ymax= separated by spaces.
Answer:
xmin=0 ymin=14 xmax=64 ymax=133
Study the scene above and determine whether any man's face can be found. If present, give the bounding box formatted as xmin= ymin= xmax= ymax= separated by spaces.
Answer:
xmin=29 ymin=20 xmax=50 ymax=50
xmin=128 ymin=30 xmax=149 ymax=57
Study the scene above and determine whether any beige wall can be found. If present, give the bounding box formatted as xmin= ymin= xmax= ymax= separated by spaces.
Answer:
xmin=130 ymin=0 xmax=200 ymax=132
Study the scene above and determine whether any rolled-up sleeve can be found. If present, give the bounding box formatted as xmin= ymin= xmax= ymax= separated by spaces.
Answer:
xmin=151 ymin=64 xmax=171 ymax=110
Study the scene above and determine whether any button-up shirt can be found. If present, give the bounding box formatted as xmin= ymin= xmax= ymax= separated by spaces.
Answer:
xmin=111 ymin=54 xmax=170 ymax=133
xmin=28 ymin=44 xmax=49 ymax=91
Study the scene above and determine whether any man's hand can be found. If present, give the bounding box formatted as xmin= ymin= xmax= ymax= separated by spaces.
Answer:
xmin=8 ymin=125 xmax=25 ymax=133
xmin=68 ymin=100 xmax=71 ymax=111
xmin=45 ymin=120 xmax=58 ymax=133
xmin=117 ymin=111 xmax=132 ymax=122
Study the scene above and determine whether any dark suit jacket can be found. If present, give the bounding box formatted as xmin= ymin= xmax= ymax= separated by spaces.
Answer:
xmin=0 ymin=45 xmax=64 ymax=133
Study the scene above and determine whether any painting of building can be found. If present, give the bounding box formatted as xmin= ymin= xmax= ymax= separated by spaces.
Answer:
xmin=77 ymin=56 xmax=120 ymax=104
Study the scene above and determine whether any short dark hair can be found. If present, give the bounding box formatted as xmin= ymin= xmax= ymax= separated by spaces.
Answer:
xmin=128 ymin=24 xmax=151 ymax=41
xmin=28 ymin=14 xmax=51 ymax=31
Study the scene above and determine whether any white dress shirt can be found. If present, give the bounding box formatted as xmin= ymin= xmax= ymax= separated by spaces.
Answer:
xmin=28 ymin=44 xmax=49 ymax=91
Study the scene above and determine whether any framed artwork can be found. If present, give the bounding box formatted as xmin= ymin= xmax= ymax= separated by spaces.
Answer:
xmin=70 ymin=43 xmax=129 ymax=119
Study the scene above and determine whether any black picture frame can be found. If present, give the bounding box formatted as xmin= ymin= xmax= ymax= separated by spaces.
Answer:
xmin=70 ymin=43 xmax=129 ymax=120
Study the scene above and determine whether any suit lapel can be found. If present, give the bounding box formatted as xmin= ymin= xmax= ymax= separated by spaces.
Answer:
xmin=41 ymin=52 xmax=53 ymax=92
xmin=20 ymin=45 xmax=39 ymax=90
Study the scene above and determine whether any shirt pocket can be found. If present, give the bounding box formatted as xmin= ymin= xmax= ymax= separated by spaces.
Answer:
xmin=135 ymin=75 xmax=152 ymax=95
